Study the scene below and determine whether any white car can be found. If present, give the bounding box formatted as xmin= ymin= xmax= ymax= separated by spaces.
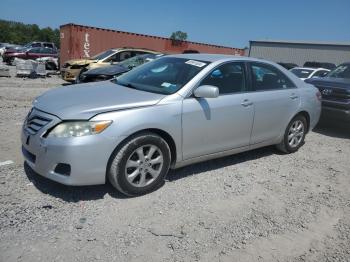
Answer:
xmin=290 ymin=67 xmax=330 ymax=80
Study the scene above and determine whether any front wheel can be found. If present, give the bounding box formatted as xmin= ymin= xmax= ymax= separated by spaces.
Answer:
xmin=108 ymin=132 xmax=171 ymax=196
xmin=276 ymin=115 xmax=307 ymax=153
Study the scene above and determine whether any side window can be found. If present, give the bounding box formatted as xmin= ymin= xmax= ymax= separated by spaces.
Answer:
xmin=29 ymin=48 xmax=41 ymax=53
xmin=31 ymin=43 xmax=41 ymax=48
xmin=200 ymin=62 xmax=246 ymax=95
xmin=104 ymin=53 xmax=119 ymax=63
xmin=42 ymin=48 xmax=54 ymax=54
xmin=119 ymin=51 xmax=132 ymax=61
xmin=133 ymin=51 xmax=147 ymax=56
xmin=43 ymin=43 xmax=53 ymax=49
xmin=250 ymin=62 xmax=295 ymax=91
xmin=313 ymin=70 xmax=328 ymax=77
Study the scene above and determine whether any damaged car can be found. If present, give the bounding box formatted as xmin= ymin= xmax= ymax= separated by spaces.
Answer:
xmin=77 ymin=53 xmax=163 ymax=83
xmin=61 ymin=48 xmax=158 ymax=82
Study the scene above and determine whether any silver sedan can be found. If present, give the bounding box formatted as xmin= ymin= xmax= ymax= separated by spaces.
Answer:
xmin=22 ymin=54 xmax=321 ymax=196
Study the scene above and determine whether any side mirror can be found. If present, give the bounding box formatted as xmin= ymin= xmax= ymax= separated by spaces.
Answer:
xmin=193 ymin=85 xmax=219 ymax=98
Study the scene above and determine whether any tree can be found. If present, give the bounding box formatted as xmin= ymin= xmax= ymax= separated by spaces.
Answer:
xmin=170 ymin=31 xmax=188 ymax=46
xmin=0 ymin=19 xmax=60 ymax=48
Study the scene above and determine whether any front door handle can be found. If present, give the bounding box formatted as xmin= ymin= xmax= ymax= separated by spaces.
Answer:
xmin=241 ymin=99 xmax=253 ymax=107
xmin=290 ymin=94 xmax=299 ymax=99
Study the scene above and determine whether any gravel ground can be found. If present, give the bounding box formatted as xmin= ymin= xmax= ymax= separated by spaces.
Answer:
xmin=0 ymin=62 xmax=349 ymax=262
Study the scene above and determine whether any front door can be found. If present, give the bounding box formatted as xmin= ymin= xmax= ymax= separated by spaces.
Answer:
xmin=182 ymin=62 xmax=254 ymax=160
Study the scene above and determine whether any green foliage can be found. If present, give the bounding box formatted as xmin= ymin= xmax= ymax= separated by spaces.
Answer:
xmin=0 ymin=19 xmax=60 ymax=48
xmin=170 ymin=31 xmax=188 ymax=41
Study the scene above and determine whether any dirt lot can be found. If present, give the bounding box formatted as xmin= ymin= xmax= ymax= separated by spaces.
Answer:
xmin=0 ymin=63 xmax=349 ymax=262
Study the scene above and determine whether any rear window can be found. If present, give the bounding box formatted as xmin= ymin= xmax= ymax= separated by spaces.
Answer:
xmin=290 ymin=68 xmax=313 ymax=78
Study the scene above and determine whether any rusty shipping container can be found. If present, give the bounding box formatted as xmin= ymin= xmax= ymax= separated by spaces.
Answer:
xmin=60 ymin=23 xmax=244 ymax=65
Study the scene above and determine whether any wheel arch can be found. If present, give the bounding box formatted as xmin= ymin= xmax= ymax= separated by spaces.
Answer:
xmin=106 ymin=128 xmax=177 ymax=181
xmin=295 ymin=110 xmax=311 ymax=133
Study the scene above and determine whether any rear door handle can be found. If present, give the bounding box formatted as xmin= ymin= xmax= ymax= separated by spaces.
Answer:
xmin=241 ymin=99 xmax=253 ymax=107
xmin=290 ymin=94 xmax=299 ymax=99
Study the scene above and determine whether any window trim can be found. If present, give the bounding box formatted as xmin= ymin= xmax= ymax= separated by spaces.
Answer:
xmin=247 ymin=61 xmax=297 ymax=92
xmin=186 ymin=60 xmax=251 ymax=98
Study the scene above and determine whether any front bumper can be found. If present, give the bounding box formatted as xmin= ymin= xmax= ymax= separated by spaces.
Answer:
xmin=60 ymin=68 xmax=81 ymax=82
xmin=21 ymin=109 xmax=122 ymax=186
xmin=321 ymin=106 xmax=350 ymax=123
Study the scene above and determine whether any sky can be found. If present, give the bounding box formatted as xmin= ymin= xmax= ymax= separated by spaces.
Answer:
xmin=1 ymin=0 xmax=350 ymax=48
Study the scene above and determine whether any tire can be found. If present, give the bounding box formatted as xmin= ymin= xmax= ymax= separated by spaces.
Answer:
xmin=108 ymin=132 xmax=171 ymax=196
xmin=276 ymin=115 xmax=307 ymax=153
xmin=46 ymin=62 xmax=57 ymax=71
xmin=75 ymin=68 xmax=87 ymax=84
xmin=8 ymin=57 xmax=15 ymax=66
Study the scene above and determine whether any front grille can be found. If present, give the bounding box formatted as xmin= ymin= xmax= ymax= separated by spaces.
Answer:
xmin=315 ymin=85 xmax=350 ymax=100
xmin=24 ymin=114 xmax=52 ymax=135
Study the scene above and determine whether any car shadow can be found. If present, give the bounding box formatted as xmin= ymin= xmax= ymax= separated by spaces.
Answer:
xmin=313 ymin=120 xmax=350 ymax=139
xmin=23 ymin=162 xmax=128 ymax=202
xmin=167 ymin=146 xmax=276 ymax=182
xmin=24 ymin=146 xmax=277 ymax=202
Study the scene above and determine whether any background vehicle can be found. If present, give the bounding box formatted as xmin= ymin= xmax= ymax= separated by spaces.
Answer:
xmin=21 ymin=41 xmax=57 ymax=51
xmin=290 ymin=67 xmax=330 ymax=80
xmin=2 ymin=47 xmax=58 ymax=65
xmin=305 ymin=62 xmax=350 ymax=124
xmin=278 ymin=62 xmax=298 ymax=70
xmin=61 ymin=48 xmax=158 ymax=82
xmin=22 ymin=55 xmax=321 ymax=196
xmin=0 ymin=44 xmax=23 ymax=57
xmin=77 ymin=53 xmax=163 ymax=83
xmin=303 ymin=61 xmax=336 ymax=70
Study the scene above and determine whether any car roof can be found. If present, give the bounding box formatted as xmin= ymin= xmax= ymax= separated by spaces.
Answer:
xmin=167 ymin=53 xmax=275 ymax=63
xmin=292 ymin=67 xmax=330 ymax=71
xmin=110 ymin=47 xmax=157 ymax=52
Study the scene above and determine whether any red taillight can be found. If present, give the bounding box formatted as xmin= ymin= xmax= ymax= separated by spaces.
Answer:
xmin=316 ymin=91 xmax=322 ymax=101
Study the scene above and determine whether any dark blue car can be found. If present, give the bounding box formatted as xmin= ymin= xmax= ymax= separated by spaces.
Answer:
xmin=305 ymin=63 xmax=350 ymax=124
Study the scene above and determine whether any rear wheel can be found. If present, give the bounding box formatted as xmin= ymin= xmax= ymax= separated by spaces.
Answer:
xmin=8 ymin=57 xmax=15 ymax=65
xmin=75 ymin=68 xmax=88 ymax=84
xmin=277 ymin=115 xmax=307 ymax=153
xmin=108 ymin=132 xmax=171 ymax=196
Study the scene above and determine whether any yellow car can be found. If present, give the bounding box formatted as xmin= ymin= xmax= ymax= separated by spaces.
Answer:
xmin=61 ymin=48 xmax=158 ymax=82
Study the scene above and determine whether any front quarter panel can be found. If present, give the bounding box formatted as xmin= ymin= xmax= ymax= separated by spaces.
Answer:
xmin=91 ymin=99 xmax=183 ymax=163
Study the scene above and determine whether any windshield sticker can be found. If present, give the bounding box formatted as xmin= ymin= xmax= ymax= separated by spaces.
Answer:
xmin=185 ymin=60 xmax=206 ymax=68
xmin=161 ymin=82 xmax=172 ymax=88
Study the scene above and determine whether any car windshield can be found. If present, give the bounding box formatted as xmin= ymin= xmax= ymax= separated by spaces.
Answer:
xmin=327 ymin=64 xmax=350 ymax=79
xmin=290 ymin=68 xmax=313 ymax=78
xmin=119 ymin=54 xmax=157 ymax=69
xmin=114 ymin=57 xmax=209 ymax=95
xmin=91 ymin=49 xmax=115 ymax=60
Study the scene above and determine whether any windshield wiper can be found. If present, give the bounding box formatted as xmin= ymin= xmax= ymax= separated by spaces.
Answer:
xmin=116 ymin=80 xmax=138 ymax=90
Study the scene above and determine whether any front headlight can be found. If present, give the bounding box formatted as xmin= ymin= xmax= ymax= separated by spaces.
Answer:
xmin=47 ymin=121 xmax=112 ymax=138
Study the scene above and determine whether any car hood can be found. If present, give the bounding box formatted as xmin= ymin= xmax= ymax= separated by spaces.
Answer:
xmin=33 ymin=81 xmax=166 ymax=120
xmin=305 ymin=77 xmax=350 ymax=89
xmin=84 ymin=64 xmax=129 ymax=76
xmin=65 ymin=58 xmax=97 ymax=66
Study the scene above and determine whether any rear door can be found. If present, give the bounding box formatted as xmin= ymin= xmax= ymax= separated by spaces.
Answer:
xmin=26 ymin=48 xmax=41 ymax=59
xmin=182 ymin=62 xmax=254 ymax=159
xmin=246 ymin=62 xmax=300 ymax=145
xmin=40 ymin=48 xmax=56 ymax=58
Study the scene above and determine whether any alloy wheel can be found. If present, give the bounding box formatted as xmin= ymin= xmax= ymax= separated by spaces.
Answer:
xmin=288 ymin=120 xmax=304 ymax=148
xmin=125 ymin=144 xmax=164 ymax=187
